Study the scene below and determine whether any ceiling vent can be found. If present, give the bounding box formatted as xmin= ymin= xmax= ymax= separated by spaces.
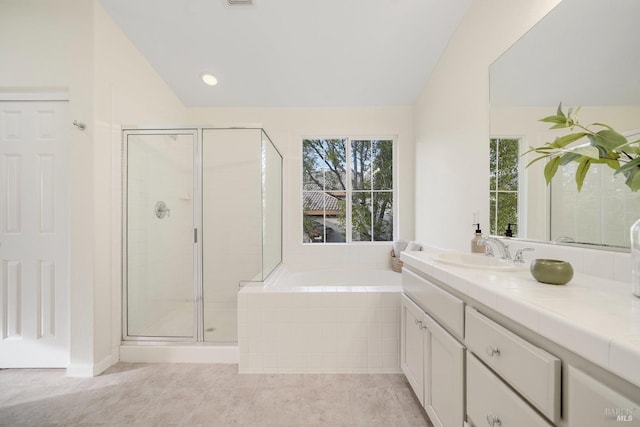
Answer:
xmin=227 ymin=0 xmax=253 ymax=5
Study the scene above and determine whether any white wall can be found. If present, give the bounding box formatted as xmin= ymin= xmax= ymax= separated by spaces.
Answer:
xmin=189 ymin=107 xmax=415 ymax=269
xmin=93 ymin=3 xmax=188 ymax=373
xmin=413 ymin=0 xmax=561 ymax=251
xmin=1 ymin=0 xmax=188 ymax=375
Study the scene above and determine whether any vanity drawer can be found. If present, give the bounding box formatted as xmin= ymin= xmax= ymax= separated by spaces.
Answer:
xmin=465 ymin=307 xmax=560 ymax=423
xmin=402 ymin=269 xmax=464 ymax=339
xmin=467 ymin=354 xmax=553 ymax=427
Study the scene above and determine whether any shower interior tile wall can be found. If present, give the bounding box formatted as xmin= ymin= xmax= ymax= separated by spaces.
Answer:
xmin=238 ymin=290 xmax=401 ymax=374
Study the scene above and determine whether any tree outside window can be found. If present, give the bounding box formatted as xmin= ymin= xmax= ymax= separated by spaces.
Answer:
xmin=490 ymin=138 xmax=520 ymax=237
xmin=303 ymin=138 xmax=394 ymax=243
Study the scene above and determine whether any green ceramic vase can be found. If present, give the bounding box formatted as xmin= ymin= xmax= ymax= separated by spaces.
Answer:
xmin=530 ymin=259 xmax=573 ymax=285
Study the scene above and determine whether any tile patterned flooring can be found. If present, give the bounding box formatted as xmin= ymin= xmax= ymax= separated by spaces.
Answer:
xmin=0 ymin=363 xmax=433 ymax=426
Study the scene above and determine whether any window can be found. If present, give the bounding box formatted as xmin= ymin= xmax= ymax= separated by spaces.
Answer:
xmin=489 ymin=138 xmax=520 ymax=237
xmin=303 ymin=138 xmax=394 ymax=243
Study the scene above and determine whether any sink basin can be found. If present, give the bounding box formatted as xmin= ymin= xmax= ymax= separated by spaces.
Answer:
xmin=433 ymin=252 xmax=526 ymax=271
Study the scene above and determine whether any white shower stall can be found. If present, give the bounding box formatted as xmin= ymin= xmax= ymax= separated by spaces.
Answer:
xmin=122 ymin=128 xmax=282 ymax=344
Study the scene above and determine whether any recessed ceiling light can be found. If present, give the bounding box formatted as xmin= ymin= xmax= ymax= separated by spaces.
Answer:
xmin=200 ymin=73 xmax=218 ymax=86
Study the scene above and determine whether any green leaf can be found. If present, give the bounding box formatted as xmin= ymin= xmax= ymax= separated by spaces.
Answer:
xmin=540 ymin=115 xmax=567 ymax=124
xmin=573 ymin=106 xmax=582 ymax=118
xmin=611 ymin=137 xmax=639 ymax=152
xmin=526 ymin=154 xmax=550 ymax=168
xmin=591 ymin=122 xmax=614 ymax=131
xmin=605 ymin=158 xmax=620 ymax=170
xmin=558 ymin=152 xmax=581 ymax=165
xmin=592 ymin=129 xmax=627 ymax=152
xmin=556 ymin=102 xmax=565 ymax=118
xmin=571 ymin=145 xmax=600 ymax=159
xmin=614 ymin=157 xmax=640 ymax=176
xmin=549 ymin=122 xmax=572 ymax=129
xmin=623 ymin=166 xmax=640 ymax=191
xmin=575 ymin=158 xmax=591 ymax=191
xmin=544 ymin=156 xmax=561 ymax=185
xmin=523 ymin=144 xmax=555 ymax=156
xmin=549 ymin=132 xmax=587 ymax=148
xmin=588 ymin=157 xmax=621 ymax=170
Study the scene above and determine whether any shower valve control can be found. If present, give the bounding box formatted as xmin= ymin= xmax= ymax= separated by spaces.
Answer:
xmin=154 ymin=201 xmax=171 ymax=219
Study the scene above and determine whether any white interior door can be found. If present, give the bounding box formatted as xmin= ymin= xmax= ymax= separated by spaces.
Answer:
xmin=0 ymin=100 xmax=70 ymax=367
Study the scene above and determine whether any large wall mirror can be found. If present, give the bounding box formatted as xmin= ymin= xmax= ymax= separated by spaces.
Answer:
xmin=490 ymin=0 xmax=640 ymax=249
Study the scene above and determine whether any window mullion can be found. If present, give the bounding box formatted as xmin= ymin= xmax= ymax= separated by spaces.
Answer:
xmin=322 ymin=145 xmax=327 ymax=243
xmin=494 ymin=138 xmax=501 ymax=235
xmin=370 ymin=140 xmax=374 ymax=242
xmin=346 ymin=138 xmax=352 ymax=243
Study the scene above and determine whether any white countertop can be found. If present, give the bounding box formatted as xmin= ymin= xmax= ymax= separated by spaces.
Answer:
xmin=400 ymin=250 xmax=640 ymax=389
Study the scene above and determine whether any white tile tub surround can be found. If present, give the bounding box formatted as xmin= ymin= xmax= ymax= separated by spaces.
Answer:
xmin=238 ymin=266 xmax=402 ymax=374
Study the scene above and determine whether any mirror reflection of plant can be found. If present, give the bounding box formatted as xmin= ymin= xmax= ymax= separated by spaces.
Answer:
xmin=526 ymin=103 xmax=640 ymax=191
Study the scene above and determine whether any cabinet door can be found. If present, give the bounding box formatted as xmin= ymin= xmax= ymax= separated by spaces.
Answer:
xmin=425 ymin=314 xmax=465 ymax=427
xmin=401 ymin=294 xmax=425 ymax=404
xmin=568 ymin=366 xmax=640 ymax=427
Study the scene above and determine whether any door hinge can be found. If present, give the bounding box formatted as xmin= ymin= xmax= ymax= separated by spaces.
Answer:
xmin=194 ymin=228 xmax=198 ymax=243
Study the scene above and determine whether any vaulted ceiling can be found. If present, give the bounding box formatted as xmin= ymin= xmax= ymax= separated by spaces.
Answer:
xmin=98 ymin=0 xmax=471 ymax=107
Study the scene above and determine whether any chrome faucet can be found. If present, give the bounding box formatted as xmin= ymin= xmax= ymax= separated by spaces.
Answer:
xmin=514 ymin=247 xmax=535 ymax=263
xmin=479 ymin=237 xmax=511 ymax=260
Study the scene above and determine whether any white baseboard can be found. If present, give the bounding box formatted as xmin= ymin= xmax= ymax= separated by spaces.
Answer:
xmin=66 ymin=363 xmax=95 ymax=378
xmin=93 ymin=354 xmax=114 ymax=376
xmin=119 ymin=344 xmax=239 ymax=364
xmin=66 ymin=353 xmax=114 ymax=378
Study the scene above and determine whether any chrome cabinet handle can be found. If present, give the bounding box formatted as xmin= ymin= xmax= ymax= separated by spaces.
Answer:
xmin=486 ymin=414 xmax=501 ymax=426
xmin=486 ymin=346 xmax=501 ymax=357
xmin=419 ymin=323 xmax=428 ymax=331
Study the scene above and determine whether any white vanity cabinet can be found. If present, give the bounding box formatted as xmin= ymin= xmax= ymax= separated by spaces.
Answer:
xmin=401 ymin=271 xmax=465 ymax=427
xmin=401 ymin=252 xmax=640 ymax=427
xmin=567 ymin=367 xmax=640 ymax=427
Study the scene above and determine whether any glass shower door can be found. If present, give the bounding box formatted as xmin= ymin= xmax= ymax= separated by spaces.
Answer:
xmin=125 ymin=131 xmax=197 ymax=339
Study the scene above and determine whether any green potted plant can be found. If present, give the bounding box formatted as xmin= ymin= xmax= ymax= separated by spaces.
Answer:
xmin=526 ymin=103 xmax=640 ymax=191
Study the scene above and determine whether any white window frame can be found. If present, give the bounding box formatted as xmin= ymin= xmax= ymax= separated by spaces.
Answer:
xmin=302 ymin=135 xmax=398 ymax=244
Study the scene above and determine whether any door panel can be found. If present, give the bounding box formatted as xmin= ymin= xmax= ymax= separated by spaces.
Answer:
xmin=425 ymin=314 xmax=465 ymax=427
xmin=0 ymin=100 xmax=69 ymax=367
xmin=400 ymin=294 xmax=425 ymax=404
xmin=201 ymin=129 xmax=261 ymax=342
xmin=125 ymin=132 xmax=196 ymax=339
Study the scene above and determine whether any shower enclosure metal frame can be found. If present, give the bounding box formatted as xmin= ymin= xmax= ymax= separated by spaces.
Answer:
xmin=121 ymin=126 xmax=282 ymax=343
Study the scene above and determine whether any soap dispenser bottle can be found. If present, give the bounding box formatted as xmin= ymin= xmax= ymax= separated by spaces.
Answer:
xmin=471 ymin=223 xmax=485 ymax=253
xmin=505 ymin=223 xmax=514 ymax=238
